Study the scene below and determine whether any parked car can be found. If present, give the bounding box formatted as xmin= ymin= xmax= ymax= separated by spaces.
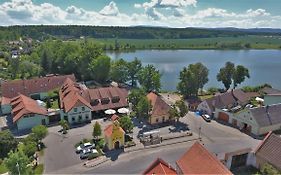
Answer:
xmin=80 ymin=149 xmax=98 ymax=159
xmin=202 ymin=114 xmax=211 ymax=122
xmin=76 ymin=142 xmax=94 ymax=153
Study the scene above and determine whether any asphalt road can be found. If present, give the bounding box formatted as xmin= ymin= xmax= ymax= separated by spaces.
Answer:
xmin=83 ymin=113 xmax=261 ymax=174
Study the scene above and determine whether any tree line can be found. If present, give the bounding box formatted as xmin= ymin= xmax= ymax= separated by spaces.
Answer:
xmin=1 ymin=25 xmax=279 ymax=41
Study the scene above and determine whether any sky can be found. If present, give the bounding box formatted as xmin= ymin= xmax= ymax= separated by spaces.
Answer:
xmin=0 ymin=0 xmax=281 ymax=28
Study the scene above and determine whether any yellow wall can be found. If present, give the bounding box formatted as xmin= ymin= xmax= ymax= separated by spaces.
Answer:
xmin=105 ymin=122 xmax=125 ymax=150
xmin=149 ymin=114 xmax=169 ymax=125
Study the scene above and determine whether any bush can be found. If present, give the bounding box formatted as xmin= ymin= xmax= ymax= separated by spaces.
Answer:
xmin=74 ymin=138 xmax=93 ymax=148
xmin=87 ymin=153 xmax=99 ymax=160
xmin=33 ymin=164 xmax=44 ymax=175
xmin=97 ymin=139 xmax=105 ymax=148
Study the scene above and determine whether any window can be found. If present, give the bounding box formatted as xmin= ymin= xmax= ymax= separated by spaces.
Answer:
xmin=72 ymin=117 xmax=75 ymax=121
xmin=79 ymin=115 xmax=82 ymax=120
xmin=74 ymin=108 xmax=77 ymax=112
xmin=85 ymin=114 xmax=89 ymax=119
xmin=156 ymin=118 xmax=159 ymax=123
xmin=82 ymin=107 xmax=85 ymax=111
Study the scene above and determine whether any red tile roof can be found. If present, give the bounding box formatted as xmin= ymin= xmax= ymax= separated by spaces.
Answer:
xmin=111 ymin=114 xmax=120 ymax=121
xmin=147 ymin=92 xmax=171 ymax=117
xmin=255 ymin=131 xmax=281 ymax=170
xmin=11 ymin=94 xmax=47 ymax=123
xmin=143 ymin=158 xmax=177 ymax=175
xmin=1 ymin=74 xmax=75 ymax=98
xmin=1 ymin=96 xmax=11 ymax=105
xmin=59 ymin=78 xmax=92 ymax=112
xmin=104 ymin=121 xmax=125 ymax=137
xmin=176 ymin=142 xmax=232 ymax=175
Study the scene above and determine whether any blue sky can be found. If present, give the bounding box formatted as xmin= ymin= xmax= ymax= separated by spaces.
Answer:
xmin=0 ymin=0 xmax=281 ymax=28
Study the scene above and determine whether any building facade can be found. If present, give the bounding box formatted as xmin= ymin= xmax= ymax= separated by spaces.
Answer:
xmin=104 ymin=121 xmax=125 ymax=150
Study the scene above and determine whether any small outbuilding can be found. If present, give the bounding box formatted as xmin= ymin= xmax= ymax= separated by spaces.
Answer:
xmin=104 ymin=121 xmax=125 ymax=150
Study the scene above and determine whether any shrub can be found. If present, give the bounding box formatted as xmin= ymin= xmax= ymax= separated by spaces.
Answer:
xmin=87 ymin=153 xmax=99 ymax=160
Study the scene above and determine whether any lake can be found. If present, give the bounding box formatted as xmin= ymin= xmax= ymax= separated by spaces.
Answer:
xmin=107 ymin=50 xmax=281 ymax=91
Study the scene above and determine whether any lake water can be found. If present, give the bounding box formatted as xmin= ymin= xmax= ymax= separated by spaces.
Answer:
xmin=107 ymin=50 xmax=281 ymax=91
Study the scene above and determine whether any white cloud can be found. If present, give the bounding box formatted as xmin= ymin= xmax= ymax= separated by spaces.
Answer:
xmin=0 ymin=0 xmax=280 ymax=28
xmin=99 ymin=1 xmax=119 ymax=16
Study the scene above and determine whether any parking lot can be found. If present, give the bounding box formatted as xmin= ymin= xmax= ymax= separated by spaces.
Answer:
xmin=43 ymin=118 xmax=112 ymax=173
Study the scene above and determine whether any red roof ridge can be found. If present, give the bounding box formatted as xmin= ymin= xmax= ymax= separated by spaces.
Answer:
xmin=143 ymin=158 xmax=176 ymax=175
xmin=254 ymin=131 xmax=273 ymax=153
xmin=176 ymin=141 xmax=232 ymax=175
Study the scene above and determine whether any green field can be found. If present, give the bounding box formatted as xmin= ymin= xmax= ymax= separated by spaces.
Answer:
xmin=85 ymin=35 xmax=281 ymax=50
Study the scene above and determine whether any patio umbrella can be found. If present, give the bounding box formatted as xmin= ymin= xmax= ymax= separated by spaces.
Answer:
xmin=104 ymin=109 xmax=116 ymax=115
xmin=117 ymin=108 xmax=129 ymax=114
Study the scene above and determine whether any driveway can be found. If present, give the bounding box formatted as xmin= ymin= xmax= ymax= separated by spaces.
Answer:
xmin=43 ymin=118 xmax=112 ymax=173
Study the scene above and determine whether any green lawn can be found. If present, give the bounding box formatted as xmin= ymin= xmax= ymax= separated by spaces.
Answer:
xmin=0 ymin=163 xmax=8 ymax=174
xmin=34 ymin=164 xmax=44 ymax=175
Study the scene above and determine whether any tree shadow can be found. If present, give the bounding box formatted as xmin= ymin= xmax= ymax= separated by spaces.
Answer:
xmin=104 ymin=148 xmax=124 ymax=161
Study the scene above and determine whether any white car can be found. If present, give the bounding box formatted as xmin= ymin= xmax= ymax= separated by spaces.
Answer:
xmin=80 ymin=149 xmax=98 ymax=159
xmin=76 ymin=142 xmax=94 ymax=153
xmin=202 ymin=114 xmax=211 ymax=122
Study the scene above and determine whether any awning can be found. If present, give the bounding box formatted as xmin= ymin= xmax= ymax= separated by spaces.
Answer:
xmin=105 ymin=109 xmax=116 ymax=115
xmin=117 ymin=108 xmax=129 ymax=114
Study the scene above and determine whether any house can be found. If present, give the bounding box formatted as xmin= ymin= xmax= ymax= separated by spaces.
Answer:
xmin=59 ymin=78 xmax=129 ymax=123
xmin=104 ymin=121 xmax=125 ymax=150
xmin=197 ymin=89 xmax=250 ymax=116
xmin=147 ymin=92 xmax=172 ymax=125
xmin=11 ymin=94 xmax=48 ymax=131
xmin=59 ymin=78 xmax=92 ymax=125
xmin=1 ymin=74 xmax=75 ymax=99
xmin=1 ymin=97 xmax=12 ymax=115
xmin=215 ymin=103 xmax=281 ymax=135
xmin=260 ymin=87 xmax=281 ymax=95
xmin=143 ymin=158 xmax=177 ymax=175
xmin=176 ymin=142 xmax=232 ymax=175
xmin=255 ymin=131 xmax=281 ymax=171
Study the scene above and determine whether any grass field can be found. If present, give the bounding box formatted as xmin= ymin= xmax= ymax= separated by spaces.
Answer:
xmin=82 ymin=35 xmax=281 ymax=50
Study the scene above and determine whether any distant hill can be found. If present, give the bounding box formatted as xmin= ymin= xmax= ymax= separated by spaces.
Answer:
xmin=0 ymin=25 xmax=281 ymax=41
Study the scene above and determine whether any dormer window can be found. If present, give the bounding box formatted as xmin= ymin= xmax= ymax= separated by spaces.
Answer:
xmin=91 ymin=99 xmax=99 ymax=106
xmin=101 ymin=98 xmax=110 ymax=105
xmin=112 ymin=96 xmax=120 ymax=103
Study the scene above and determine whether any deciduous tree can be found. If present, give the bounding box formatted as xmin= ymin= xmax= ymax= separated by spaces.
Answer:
xmin=90 ymin=55 xmax=111 ymax=83
xmin=0 ymin=131 xmax=18 ymax=159
xmin=126 ymin=58 xmax=142 ymax=87
xmin=138 ymin=64 xmax=161 ymax=92
xmin=4 ymin=150 xmax=31 ymax=175
xmin=31 ymin=125 xmax=48 ymax=144
xmin=93 ymin=121 xmax=102 ymax=140
xmin=118 ymin=116 xmax=134 ymax=133
xmin=110 ymin=59 xmax=129 ymax=83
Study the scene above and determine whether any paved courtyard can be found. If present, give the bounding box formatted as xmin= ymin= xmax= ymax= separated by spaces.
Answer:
xmin=43 ymin=118 xmax=112 ymax=173
xmin=43 ymin=112 xmax=261 ymax=174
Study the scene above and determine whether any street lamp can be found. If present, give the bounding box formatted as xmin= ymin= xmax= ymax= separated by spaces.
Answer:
xmin=16 ymin=162 xmax=20 ymax=175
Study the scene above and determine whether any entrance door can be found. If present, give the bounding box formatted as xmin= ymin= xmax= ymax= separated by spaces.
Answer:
xmin=230 ymin=153 xmax=248 ymax=170
xmin=114 ymin=141 xmax=120 ymax=149
xmin=42 ymin=119 xmax=46 ymax=125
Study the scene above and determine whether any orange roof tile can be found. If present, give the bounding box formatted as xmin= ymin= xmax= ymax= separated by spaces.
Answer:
xmin=143 ymin=158 xmax=177 ymax=175
xmin=104 ymin=122 xmax=125 ymax=137
xmin=11 ymin=94 xmax=47 ymax=123
xmin=176 ymin=142 xmax=232 ymax=175
xmin=147 ymin=92 xmax=171 ymax=117
xmin=1 ymin=96 xmax=11 ymax=105
xmin=111 ymin=114 xmax=120 ymax=121
xmin=2 ymin=74 xmax=75 ymax=98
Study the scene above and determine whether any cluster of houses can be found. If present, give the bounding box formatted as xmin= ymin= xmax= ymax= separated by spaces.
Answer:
xmin=143 ymin=131 xmax=281 ymax=174
xmin=197 ymin=88 xmax=281 ymax=136
xmin=0 ymin=73 xmax=174 ymax=132
xmin=0 ymin=74 xmax=129 ymax=131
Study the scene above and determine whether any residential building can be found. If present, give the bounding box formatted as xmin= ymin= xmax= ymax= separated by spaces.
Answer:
xmin=197 ymin=89 xmax=250 ymax=116
xmin=104 ymin=121 xmax=125 ymax=150
xmin=11 ymin=94 xmax=48 ymax=131
xmin=176 ymin=142 xmax=232 ymax=175
xmin=147 ymin=92 xmax=172 ymax=125
xmin=1 ymin=74 xmax=75 ymax=99
xmin=143 ymin=158 xmax=177 ymax=175
xmin=59 ymin=78 xmax=129 ymax=123
xmin=1 ymin=97 xmax=12 ymax=115
xmin=59 ymin=78 xmax=92 ymax=125
xmin=255 ymin=131 xmax=281 ymax=171
xmin=215 ymin=103 xmax=281 ymax=135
